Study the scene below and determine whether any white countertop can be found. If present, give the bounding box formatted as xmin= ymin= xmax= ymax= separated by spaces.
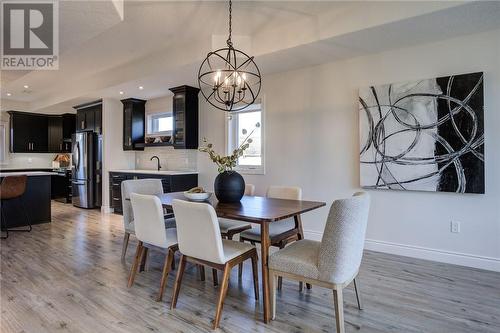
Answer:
xmin=0 ymin=171 xmax=58 ymax=177
xmin=109 ymin=169 xmax=198 ymax=176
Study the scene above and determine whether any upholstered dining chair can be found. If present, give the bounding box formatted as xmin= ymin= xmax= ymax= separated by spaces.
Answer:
xmin=269 ymin=192 xmax=370 ymax=333
xmin=128 ymin=193 xmax=178 ymax=302
xmin=121 ymin=179 xmax=175 ymax=263
xmin=171 ymin=199 xmax=259 ymax=329
xmin=239 ymin=185 xmax=308 ymax=290
xmin=218 ymin=183 xmax=255 ymax=240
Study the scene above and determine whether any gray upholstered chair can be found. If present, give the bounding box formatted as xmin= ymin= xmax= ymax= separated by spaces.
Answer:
xmin=218 ymin=183 xmax=255 ymax=239
xmin=121 ymin=179 xmax=175 ymax=262
xmin=269 ymin=192 xmax=370 ymax=333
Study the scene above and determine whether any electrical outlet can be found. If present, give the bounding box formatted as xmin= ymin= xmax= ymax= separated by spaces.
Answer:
xmin=451 ymin=221 xmax=461 ymax=233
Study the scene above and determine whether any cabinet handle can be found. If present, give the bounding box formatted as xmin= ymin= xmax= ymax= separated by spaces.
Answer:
xmin=81 ymin=120 xmax=85 ymax=129
xmin=128 ymin=137 xmax=131 ymax=145
xmin=32 ymin=143 xmax=34 ymax=150
xmin=60 ymin=143 xmax=62 ymax=151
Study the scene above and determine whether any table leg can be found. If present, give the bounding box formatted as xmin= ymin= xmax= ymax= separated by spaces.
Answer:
xmin=294 ymin=214 xmax=304 ymax=240
xmin=260 ymin=222 xmax=271 ymax=323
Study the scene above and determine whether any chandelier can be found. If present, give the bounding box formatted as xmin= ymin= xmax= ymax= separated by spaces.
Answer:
xmin=198 ymin=0 xmax=261 ymax=112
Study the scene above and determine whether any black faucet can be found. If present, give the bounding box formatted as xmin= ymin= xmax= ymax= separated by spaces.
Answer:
xmin=150 ymin=156 xmax=161 ymax=171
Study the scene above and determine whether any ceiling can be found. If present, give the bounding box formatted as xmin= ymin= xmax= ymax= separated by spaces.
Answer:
xmin=1 ymin=0 xmax=499 ymax=112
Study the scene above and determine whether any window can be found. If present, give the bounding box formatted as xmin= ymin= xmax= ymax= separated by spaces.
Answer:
xmin=147 ymin=112 xmax=173 ymax=135
xmin=226 ymin=101 xmax=265 ymax=174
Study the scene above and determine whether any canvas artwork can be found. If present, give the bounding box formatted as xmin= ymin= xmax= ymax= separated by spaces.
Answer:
xmin=359 ymin=72 xmax=484 ymax=194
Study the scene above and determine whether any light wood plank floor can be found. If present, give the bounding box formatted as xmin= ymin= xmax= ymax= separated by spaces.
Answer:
xmin=1 ymin=201 xmax=499 ymax=332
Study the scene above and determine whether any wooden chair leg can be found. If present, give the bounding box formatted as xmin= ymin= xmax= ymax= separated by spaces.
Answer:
xmin=127 ymin=242 xmax=143 ymax=288
xmin=213 ymin=263 xmax=231 ymax=329
xmin=306 ymin=283 xmax=312 ymax=290
xmin=171 ymin=255 xmax=187 ymax=309
xmin=299 ymin=281 xmax=303 ymax=292
xmin=251 ymin=254 xmax=259 ymax=300
xmin=198 ymin=265 xmax=206 ymax=281
xmin=238 ymin=238 xmax=245 ymax=279
xmin=121 ymin=232 xmax=131 ymax=261
xmin=353 ymin=278 xmax=363 ymax=310
xmin=277 ymin=243 xmax=284 ymax=291
xmin=270 ymin=270 xmax=276 ymax=320
xmin=333 ymin=288 xmax=345 ymax=333
xmin=139 ymin=246 xmax=149 ymax=272
xmin=157 ymin=248 xmax=174 ymax=302
xmin=212 ymin=268 xmax=218 ymax=287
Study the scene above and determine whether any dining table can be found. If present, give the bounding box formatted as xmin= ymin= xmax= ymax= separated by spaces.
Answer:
xmin=157 ymin=191 xmax=326 ymax=323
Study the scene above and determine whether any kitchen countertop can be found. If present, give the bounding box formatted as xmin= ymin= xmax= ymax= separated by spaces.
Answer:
xmin=0 ymin=171 xmax=58 ymax=177
xmin=109 ymin=169 xmax=198 ymax=176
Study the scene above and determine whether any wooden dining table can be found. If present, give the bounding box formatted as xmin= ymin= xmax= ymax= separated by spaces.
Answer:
xmin=157 ymin=191 xmax=326 ymax=323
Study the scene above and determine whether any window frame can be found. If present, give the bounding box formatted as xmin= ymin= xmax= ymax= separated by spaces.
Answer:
xmin=146 ymin=112 xmax=173 ymax=136
xmin=225 ymin=97 xmax=265 ymax=175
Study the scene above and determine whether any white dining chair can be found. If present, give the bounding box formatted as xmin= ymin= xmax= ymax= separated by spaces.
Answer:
xmin=128 ymin=193 xmax=178 ymax=302
xmin=269 ymin=192 xmax=370 ymax=333
xmin=121 ymin=179 xmax=175 ymax=263
xmin=239 ymin=185 xmax=307 ymax=290
xmin=218 ymin=183 xmax=255 ymax=240
xmin=171 ymin=199 xmax=259 ymax=329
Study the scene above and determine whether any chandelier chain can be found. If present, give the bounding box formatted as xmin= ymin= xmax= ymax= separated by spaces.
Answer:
xmin=227 ymin=0 xmax=233 ymax=47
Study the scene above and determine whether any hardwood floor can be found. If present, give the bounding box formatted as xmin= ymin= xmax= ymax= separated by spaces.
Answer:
xmin=1 ymin=201 xmax=499 ymax=332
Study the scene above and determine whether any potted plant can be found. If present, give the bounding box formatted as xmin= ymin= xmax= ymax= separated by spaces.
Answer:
xmin=199 ymin=122 xmax=260 ymax=203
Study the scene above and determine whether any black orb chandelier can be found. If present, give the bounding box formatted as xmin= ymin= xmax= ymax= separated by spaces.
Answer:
xmin=198 ymin=0 xmax=261 ymax=112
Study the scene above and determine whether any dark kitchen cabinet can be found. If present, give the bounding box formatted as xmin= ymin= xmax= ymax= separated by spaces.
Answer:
xmin=8 ymin=111 xmax=48 ymax=153
xmin=74 ymin=100 xmax=102 ymax=134
xmin=48 ymin=114 xmax=76 ymax=153
xmin=8 ymin=111 xmax=76 ymax=153
xmin=109 ymin=171 xmax=197 ymax=215
xmin=121 ymin=98 xmax=146 ymax=151
xmin=169 ymin=85 xmax=199 ymax=149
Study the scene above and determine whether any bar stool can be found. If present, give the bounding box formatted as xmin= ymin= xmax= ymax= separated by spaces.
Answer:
xmin=0 ymin=175 xmax=32 ymax=239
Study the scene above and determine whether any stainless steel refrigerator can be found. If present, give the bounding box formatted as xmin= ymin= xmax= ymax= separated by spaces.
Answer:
xmin=72 ymin=131 xmax=102 ymax=208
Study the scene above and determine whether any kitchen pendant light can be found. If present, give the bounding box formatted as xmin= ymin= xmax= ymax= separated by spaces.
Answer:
xmin=198 ymin=0 xmax=261 ymax=112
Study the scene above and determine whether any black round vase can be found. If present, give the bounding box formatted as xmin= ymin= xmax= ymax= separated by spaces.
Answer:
xmin=214 ymin=171 xmax=245 ymax=203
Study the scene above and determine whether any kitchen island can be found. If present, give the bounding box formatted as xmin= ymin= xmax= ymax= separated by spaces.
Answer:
xmin=0 ymin=171 xmax=55 ymax=228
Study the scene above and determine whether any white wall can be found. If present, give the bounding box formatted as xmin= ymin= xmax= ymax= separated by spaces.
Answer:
xmin=198 ymin=29 xmax=500 ymax=271
xmin=102 ymin=98 xmax=135 ymax=210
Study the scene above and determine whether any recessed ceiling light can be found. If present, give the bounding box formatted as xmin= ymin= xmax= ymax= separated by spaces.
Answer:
xmin=23 ymin=85 xmax=29 ymax=89
xmin=119 ymin=91 xmax=124 ymax=95
xmin=138 ymin=86 xmax=144 ymax=90
xmin=6 ymin=93 xmax=12 ymax=96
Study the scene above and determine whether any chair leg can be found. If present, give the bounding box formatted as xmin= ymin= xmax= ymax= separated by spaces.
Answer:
xmin=270 ymin=270 xmax=276 ymax=320
xmin=353 ymin=278 xmax=363 ymax=310
xmin=198 ymin=265 xmax=206 ymax=281
xmin=299 ymin=281 xmax=303 ymax=292
xmin=251 ymin=254 xmax=259 ymax=300
xmin=157 ymin=248 xmax=174 ymax=302
xmin=306 ymin=283 xmax=312 ymax=290
xmin=212 ymin=268 xmax=218 ymax=287
xmin=238 ymin=238 xmax=245 ymax=279
xmin=333 ymin=288 xmax=345 ymax=333
xmin=139 ymin=246 xmax=149 ymax=272
xmin=171 ymin=255 xmax=187 ymax=309
xmin=0 ymin=204 xmax=8 ymax=239
xmin=121 ymin=232 xmax=130 ymax=261
xmin=127 ymin=242 xmax=143 ymax=288
xmin=277 ymin=243 xmax=284 ymax=291
xmin=213 ymin=263 xmax=231 ymax=329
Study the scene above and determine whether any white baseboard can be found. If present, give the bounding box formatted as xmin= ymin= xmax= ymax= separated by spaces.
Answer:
xmin=304 ymin=230 xmax=500 ymax=272
xmin=101 ymin=206 xmax=114 ymax=214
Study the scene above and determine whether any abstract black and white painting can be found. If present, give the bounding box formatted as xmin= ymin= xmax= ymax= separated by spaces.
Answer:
xmin=359 ymin=72 xmax=484 ymax=194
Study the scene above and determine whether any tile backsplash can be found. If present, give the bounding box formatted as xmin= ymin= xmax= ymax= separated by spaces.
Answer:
xmin=135 ymin=147 xmax=198 ymax=171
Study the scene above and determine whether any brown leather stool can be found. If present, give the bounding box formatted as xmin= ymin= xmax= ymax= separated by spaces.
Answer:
xmin=0 ymin=175 xmax=32 ymax=239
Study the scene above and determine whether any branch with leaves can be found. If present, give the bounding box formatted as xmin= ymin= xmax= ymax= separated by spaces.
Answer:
xmin=199 ymin=122 xmax=260 ymax=173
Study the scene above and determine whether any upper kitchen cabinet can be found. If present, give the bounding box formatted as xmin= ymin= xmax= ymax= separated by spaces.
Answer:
xmin=121 ymin=98 xmax=146 ymax=151
xmin=8 ymin=111 xmax=48 ymax=153
xmin=169 ymin=85 xmax=200 ymax=149
xmin=48 ymin=114 xmax=76 ymax=153
xmin=8 ymin=111 xmax=76 ymax=153
xmin=74 ymin=100 xmax=102 ymax=134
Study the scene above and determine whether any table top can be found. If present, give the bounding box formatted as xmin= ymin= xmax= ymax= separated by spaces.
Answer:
xmin=158 ymin=192 xmax=326 ymax=223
